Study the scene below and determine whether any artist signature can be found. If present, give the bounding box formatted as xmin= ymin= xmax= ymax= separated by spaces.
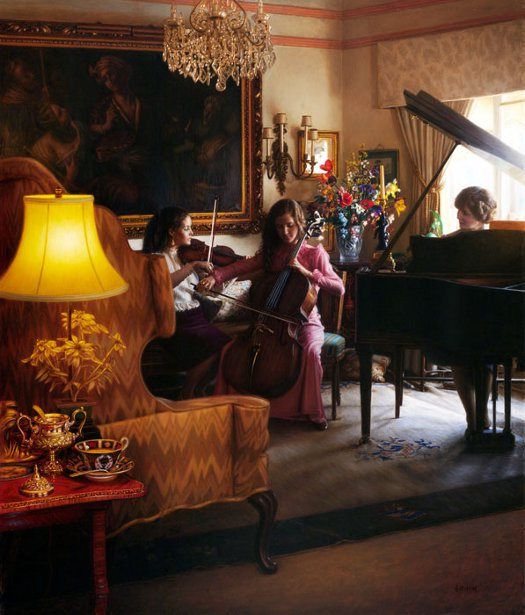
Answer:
xmin=454 ymin=585 xmax=478 ymax=593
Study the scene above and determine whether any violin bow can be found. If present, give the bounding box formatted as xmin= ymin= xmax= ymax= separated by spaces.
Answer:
xmin=191 ymin=284 xmax=300 ymax=326
xmin=207 ymin=196 xmax=219 ymax=264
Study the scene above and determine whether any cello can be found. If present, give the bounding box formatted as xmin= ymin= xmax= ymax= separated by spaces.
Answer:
xmin=221 ymin=212 xmax=324 ymax=398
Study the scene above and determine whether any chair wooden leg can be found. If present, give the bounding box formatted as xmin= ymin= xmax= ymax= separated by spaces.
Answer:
xmin=336 ymin=359 xmax=342 ymax=406
xmin=248 ymin=490 xmax=278 ymax=574
xmin=331 ymin=361 xmax=337 ymax=421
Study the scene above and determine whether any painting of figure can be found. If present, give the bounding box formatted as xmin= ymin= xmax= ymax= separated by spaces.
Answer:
xmin=0 ymin=45 xmax=253 ymax=229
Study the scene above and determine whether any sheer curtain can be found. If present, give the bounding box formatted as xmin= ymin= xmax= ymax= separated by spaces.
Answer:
xmin=394 ymin=100 xmax=472 ymax=235
xmin=441 ymin=92 xmax=525 ymax=233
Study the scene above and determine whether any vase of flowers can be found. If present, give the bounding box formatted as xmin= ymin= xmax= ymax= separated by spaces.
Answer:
xmin=313 ymin=153 xmax=406 ymax=262
xmin=22 ymin=310 xmax=126 ymax=441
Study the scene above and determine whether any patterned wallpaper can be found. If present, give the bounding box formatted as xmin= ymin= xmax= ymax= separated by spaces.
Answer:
xmin=377 ymin=20 xmax=525 ymax=107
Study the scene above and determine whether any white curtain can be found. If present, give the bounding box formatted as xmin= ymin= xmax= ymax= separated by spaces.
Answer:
xmin=394 ymin=99 xmax=472 ymax=235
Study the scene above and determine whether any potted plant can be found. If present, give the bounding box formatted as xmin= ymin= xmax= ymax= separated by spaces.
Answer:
xmin=22 ymin=310 xmax=126 ymax=438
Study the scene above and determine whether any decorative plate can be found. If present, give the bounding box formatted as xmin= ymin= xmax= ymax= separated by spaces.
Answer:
xmin=66 ymin=456 xmax=134 ymax=482
xmin=0 ymin=464 xmax=33 ymax=481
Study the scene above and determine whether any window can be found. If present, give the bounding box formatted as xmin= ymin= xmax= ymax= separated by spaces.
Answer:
xmin=441 ymin=91 xmax=525 ymax=234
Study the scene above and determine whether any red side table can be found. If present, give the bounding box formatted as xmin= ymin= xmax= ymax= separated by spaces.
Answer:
xmin=0 ymin=474 xmax=145 ymax=614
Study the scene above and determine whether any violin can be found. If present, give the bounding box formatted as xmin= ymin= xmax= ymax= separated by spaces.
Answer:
xmin=220 ymin=212 xmax=324 ymax=398
xmin=179 ymin=238 xmax=246 ymax=267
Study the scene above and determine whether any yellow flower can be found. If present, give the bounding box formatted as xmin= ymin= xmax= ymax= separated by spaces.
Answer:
xmin=394 ymin=198 xmax=406 ymax=215
xmin=111 ymin=332 xmax=126 ymax=354
xmin=23 ymin=311 xmax=125 ymax=401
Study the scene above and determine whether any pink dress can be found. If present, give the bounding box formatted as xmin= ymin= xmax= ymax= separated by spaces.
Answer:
xmin=213 ymin=243 xmax=345 ymax=424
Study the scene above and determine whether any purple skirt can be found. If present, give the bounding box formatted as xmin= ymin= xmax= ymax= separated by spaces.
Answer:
xmin=161 ymin=306 xmax=230 ymax=371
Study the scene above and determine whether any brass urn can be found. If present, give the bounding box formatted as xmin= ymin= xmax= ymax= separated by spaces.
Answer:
xmin=17 ymin=407 xmax=87 ymax=476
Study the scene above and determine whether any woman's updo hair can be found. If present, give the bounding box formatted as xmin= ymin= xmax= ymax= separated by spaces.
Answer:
xmin=454 ymin=186 xmax=497 ymax=223
xmin=142 ymin=206 xmax=188 ymax=253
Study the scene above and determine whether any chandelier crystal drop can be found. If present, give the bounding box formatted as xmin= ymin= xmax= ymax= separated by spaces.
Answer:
xmin=163 ymin=0 xmax=276 ymax=91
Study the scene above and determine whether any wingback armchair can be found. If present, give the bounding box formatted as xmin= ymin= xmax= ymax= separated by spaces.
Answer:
xmin=0 ymin=157 xmax=277 ymax=573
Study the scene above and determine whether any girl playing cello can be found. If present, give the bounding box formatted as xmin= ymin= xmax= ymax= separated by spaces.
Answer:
xmin=199 ymin=198 xmax=344 ymax=429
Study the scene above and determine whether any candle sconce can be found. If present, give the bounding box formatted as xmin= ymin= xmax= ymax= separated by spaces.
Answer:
xmin=262 ymin=114 xmax=319 ymax=195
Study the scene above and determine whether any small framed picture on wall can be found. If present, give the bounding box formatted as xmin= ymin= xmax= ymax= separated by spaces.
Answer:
xmin=298 ymin=130 xmax=339 ymax=178
xmin=360 ymin=149 xmax=399 ymax=184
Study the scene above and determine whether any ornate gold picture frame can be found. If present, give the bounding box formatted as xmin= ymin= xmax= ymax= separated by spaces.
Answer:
xmin=297 ymin=130 xmax=339 ymax=178
xmin=0 ymin=19 xmax=263 ymax=237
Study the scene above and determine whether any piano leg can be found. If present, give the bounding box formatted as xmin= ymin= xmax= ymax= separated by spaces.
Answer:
xmin=467 ymin=361 xmax=515 ymax=452
xmin=474 ymin=363 xmax=487 ymax=435
xmin=357 ymin=344 xmax=372 ymax=444
xmin=503 ymin=359 xmax=513 ymax=435
xmin=394 ymin=347 xmax=404 ymax=418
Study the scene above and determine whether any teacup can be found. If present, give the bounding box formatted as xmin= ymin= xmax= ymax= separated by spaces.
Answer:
xmin=73 ymin=437 xmax=129 ymax=472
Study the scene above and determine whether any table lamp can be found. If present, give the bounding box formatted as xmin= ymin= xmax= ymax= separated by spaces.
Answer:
xmin=0 ymin=189 xmax=129 ymax=441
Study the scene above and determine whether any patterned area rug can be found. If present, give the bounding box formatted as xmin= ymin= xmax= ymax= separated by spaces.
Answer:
xmin=4 ymin=383 xmax=525 ymax=607
xmin=354 ymin=436 xmax=441 ymax=461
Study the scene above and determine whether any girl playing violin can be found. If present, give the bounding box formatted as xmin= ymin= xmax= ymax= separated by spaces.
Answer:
xmin=199 ymin=198 xmax=345 ymax=430
xmin=142 ymin=207 xmax=230 ymax=399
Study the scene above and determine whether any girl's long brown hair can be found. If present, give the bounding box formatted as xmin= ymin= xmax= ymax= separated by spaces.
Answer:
xmin=262 ymin=199 xmax=306 ymax=271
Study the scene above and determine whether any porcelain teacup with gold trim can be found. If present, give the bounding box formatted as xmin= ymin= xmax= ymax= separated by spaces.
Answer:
xmin=73 ymin=437 xmax=129 ymax=473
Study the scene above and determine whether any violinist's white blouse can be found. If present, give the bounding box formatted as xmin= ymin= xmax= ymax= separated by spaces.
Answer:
xmin=163 ymin=247 xmax=200 ymax=312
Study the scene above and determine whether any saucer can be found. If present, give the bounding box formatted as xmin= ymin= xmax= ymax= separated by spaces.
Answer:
xmin=66 ymin=456 xmax=134 ymax=482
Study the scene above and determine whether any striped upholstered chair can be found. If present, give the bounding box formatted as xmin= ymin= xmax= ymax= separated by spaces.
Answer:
xmin=0 ymin=157 xmax=277 ymax=573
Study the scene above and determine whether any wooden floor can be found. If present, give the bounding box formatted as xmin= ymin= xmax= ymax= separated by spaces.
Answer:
xmin=15 ymin=509 xmax=523 ymax=614
xmin=110 ymin=510 xmax=524 ymax=615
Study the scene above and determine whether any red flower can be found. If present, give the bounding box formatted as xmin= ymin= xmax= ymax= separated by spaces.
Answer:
xmin=320 ymin=159 xmax=333 ymax=173
xmin=341 ymin=191 xmax=353 ymax=206
xmin=361 ymin=199 xmax=375 ymax=209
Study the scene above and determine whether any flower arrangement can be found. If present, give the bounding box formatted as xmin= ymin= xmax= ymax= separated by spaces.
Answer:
xmin=22 ymin=310 xmax=126 ymax=402
xmin=313 ymin=152 xmax=406 ymax=245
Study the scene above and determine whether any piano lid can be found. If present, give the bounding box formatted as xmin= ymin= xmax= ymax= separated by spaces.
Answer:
xmin=370 ymin=90 xmax=525 ymax=272
xmin=404 ymin=90 xmax=525 ymax=185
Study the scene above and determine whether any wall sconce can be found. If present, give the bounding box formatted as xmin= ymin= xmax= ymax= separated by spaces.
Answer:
xmin=262 ymin=114 xmax=319 ymax=195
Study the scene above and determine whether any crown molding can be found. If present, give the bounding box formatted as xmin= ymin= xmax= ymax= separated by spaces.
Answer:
xmin=343 ymin=11 xmax=525 ymax=49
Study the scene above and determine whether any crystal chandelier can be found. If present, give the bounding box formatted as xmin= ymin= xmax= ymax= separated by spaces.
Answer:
xmin=163 ymin=0 xmax=276 ymax=91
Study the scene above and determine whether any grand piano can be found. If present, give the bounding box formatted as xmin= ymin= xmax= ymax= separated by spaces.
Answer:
xmin=356 ymin=90 xmax=525 ymax=450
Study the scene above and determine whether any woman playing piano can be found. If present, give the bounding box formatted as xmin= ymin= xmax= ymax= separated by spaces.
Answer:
xmin=453 ymin=185 xmax=497 ymax=233
xmin=433 ymin=186 xmax=498 ymax=435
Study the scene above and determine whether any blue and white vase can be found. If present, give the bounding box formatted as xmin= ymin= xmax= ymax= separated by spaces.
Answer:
xmin=335 ymin=224 xmax=364 ymax=263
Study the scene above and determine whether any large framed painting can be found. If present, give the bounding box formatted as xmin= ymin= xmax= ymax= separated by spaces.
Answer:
xmin=360 ymin=149 xmax=399 ymax=184
xmin=0 ymin=20 xmax=263 ymax=237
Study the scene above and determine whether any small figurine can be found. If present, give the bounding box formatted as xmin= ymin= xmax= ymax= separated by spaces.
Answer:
xmin=374 ymin=210 xmax=390 ymax=251
xmin=426 ymin=210 xmax=444 ymax=238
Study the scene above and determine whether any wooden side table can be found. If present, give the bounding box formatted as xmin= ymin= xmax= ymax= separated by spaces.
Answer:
xmin=329 ymin=258 xmax=369 ymax=342
xmin=0 ymin=474 xmax=145 ymax=614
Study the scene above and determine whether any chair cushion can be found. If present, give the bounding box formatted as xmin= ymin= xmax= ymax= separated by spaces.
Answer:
xmin=321 ymin=332 xmax=346 ymax=359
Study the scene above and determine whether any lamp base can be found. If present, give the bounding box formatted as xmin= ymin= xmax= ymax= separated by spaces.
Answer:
xmin=54 ymin=399 xmax=101 ymax=441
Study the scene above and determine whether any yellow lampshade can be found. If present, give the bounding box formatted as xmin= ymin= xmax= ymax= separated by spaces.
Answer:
xmin=0 ymin=193 xmax=128 ymax=302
